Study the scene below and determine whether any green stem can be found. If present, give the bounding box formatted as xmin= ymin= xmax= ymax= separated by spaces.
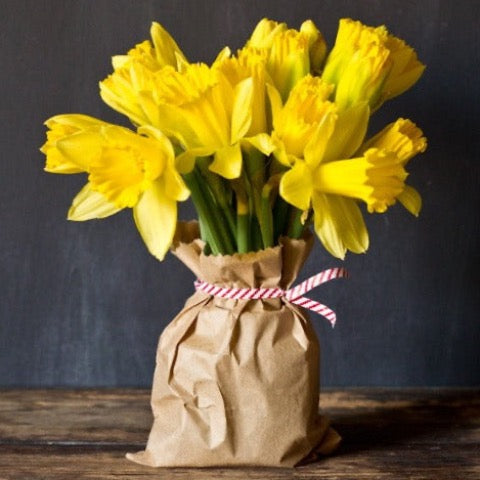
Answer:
xmin=196 ymin=158 xmax=237 ymax=242
xmin=260 ymin=184 xmax=274 ymax=248
xmin=244 ymin=149 xmax=267 ymax=248
xmin=251 ymin=217 xmax=263 ymax=251
xmin=287 ymin=207 xmax=305 ymax=239
xmin=198 ymin=216 xmax=212 ymax=255
xmin=273 ymin=196 xmax=290 ymax=241
xmin=183 ymin=169 xmax=234 ymax=255
xmin=237 ymin=213 xmax=250 ymax=253
xmin=232 ymin=179 xmax=250 ymax=254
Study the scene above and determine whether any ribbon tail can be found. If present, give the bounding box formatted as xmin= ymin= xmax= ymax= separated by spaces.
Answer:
xmin=290 ymin=296 xmax=337 ymax=327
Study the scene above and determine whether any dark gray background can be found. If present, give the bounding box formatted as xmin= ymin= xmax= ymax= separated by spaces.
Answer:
xmin=1 ymin=0 xmax=479 ymax=387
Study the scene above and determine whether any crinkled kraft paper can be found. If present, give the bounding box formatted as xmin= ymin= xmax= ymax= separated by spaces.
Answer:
xmin=127 ymin=222 xmax=340 ymax=467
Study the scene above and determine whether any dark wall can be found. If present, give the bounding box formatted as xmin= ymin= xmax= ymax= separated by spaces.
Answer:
xmin=1 ymin=0 xmax=479 ymax=387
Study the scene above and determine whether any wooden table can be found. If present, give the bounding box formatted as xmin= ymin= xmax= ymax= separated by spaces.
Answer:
xmin=0 ymin=389 xmax=478 ymax=479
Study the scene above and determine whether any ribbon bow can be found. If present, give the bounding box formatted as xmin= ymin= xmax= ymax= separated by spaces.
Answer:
xmin=194 ymin=267 xmax=348 ymax=327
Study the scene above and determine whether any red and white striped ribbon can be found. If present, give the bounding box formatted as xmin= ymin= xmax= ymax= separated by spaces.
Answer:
xmin=194 ymin=267 xmax=348 ymax=327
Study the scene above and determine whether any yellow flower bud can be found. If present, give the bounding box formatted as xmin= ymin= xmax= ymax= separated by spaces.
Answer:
xmin=245 ymin=18 xmax=328 ymax=99
xmin=322 ymin=18 xmax=425 ymax=110
xmin=100 ymin=22 xmax=187 ymax=126
xmin=360 ymin=118 xmax=427 ymax=216
xmin=300 ymin=20 xmax=327 ymax=74
xmin=40 ymin=114 xmax=107 ymax=173
xmin=382 ymin=35 xmax=426 ymax=101
xmin=361 ymin=118 xmax=427 ymax=164
xmin=271 ymin=75 xmax=335 ymax=159
xmin=246 ymin=18 xmax=287 ymax=49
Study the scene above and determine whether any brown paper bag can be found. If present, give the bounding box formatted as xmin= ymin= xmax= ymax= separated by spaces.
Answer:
xmin=127 ymin=222 xmax=340 ymax=467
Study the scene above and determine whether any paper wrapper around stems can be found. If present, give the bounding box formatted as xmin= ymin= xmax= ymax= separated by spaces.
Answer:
xmin=127 ymin=221 xmax=341 ymax=467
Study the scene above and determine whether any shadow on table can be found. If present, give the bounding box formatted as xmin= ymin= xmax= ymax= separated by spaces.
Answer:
xmin=329 ymin=389 xmax=480 ymax=456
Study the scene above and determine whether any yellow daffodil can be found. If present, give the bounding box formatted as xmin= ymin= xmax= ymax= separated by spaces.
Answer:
xmin=246 ymin=18 xmax=327 ymax=100
xmin=152 ymin=62 xmax=273 ymax=179
xmin=360 ymin=118 xmax=427 ymax=215
xmin=100 ymin=22 xmax=187 ymax=126
xmin=382 ymin=35 xmax=425 ymax=102
xmin=214 ymin=46 xmax=269 ymax=136
xmin=322 ymin=18 xmax=425 ymax=110
xmin=43 ymin=18 xmax=427 ymax=260
xmin=246 ymin=18 xmax=287 ymax=49
xmin=269 ymin=75 xmax=335 ymax=162
xmin=41 ymin=114 xmax=108 ymax=173
xmin=300 ymin=20 xmax=328 ymax=75
xmin=41 ymin=115 xmax=189 ymax=260
xmin=270 ymin=76 xmax=408 ymax=258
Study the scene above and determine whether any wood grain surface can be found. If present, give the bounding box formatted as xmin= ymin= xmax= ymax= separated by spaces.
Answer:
xmin=0 ymin=388 xmax=478 ymax=479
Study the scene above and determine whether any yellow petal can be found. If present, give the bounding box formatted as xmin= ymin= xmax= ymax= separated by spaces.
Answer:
xmin=323 ymin=102 xmax=369 ymax=162
xmin=163 ymin=164 xmax=190 ymax=202
xmin=243 ymin=133 xmax=276 ymax=156
xmin=397 ymin=185 xmax=422 ymax=216
xmin=44 ymin=114 xmax=106 ymax=130
xmin=111 ymin=54 xmax=129 ymax=70
xmin=315 ymin=148 xmax=406 ymax=213
xmin=99 ymin=73 xmax=150 ymax=126
xmin=360 ymin=118 xmax=427 ymax=164
xmin=266 ymin=83 xmax=283 ymax=130
xmin=300 ymin=20 xmax=327 ymax=73
xmin=271 ymin=136 xmax=291 ymax=167
xmin=42 ymin=115 xmax=106 ymax=174
xmin=43 ymin=148 xmax=84 ymax=174
xmin=304 ymin=112 xmax=337 ymax=168
xmin=175 ymin=147 xmax=214 ymax=174
xmin=214 ymin=46 xmax=231 ymax=64
xmin=150 ymin=21 xmax=187 ymax=68
xmin=267 ymin=29 xmax=310 ymax=100
xmin=155 ymin=104 xmax=199 ymax=148
xmin=56 ymin=131 xmax=104 ymax=171
xmin=210 ymin=143 xmax=242 ymax=179
xmin=68 ymin=183 xmax=121 ymax=221
xmin=231 ymin=77 xmax=254 ymax=144
xmin=247 ymin=18 xmax=287 ymax=49
xmin=133 ymin=180 xmax=177 ymax=261
xmin=383 ymin=34 xmax=425 ymax=100
xmin=279 ymin=160 xmax=313 ymax=210
xmin=138 ymin=124 xmax=188 ymax=203
xmin=137 ymin=125 xmax=175 ymax=157
xmin=312 ymin=192 xmax=369 ymax=259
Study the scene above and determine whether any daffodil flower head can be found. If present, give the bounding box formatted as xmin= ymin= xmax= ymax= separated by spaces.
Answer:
xmin=322 ymin=18 xmax=425 ymax=111
xmin=276 ymin=89 xmax=413 ymax=259
xmin=316 ymin=148 xmax=407 ymax=214
xmin=322 ymin=18 xmax=387 ymax=83
xmin=246 ymin=18 xmax=288 ymax=49
xmin=152 ymin=62 xmax=273 ymax=179
xmin=361 ymin=118 xmax=427 ymax=164
xmin=42 ymin=114 xmax=189 ymax=260
xmin=322 ymin=19 xmax=391 ymax=109
xmin=214 ymin=46 xmax=269 ymax=135
xmin=280 ymin=146 xmax=407 ymax=258
xmin=299 ymin=20 xmax=327 ymax=74
xmin=41 ymin=114 xmax=107 ymax=174
xmin=100 ymin=22 xmax=187 ymax=126
xmin=153 ymin=63 xmax=232 ymax=148
xmin=270 ymin=75 xmax=336 ymax=160
xmin=246 ymin=18 xmax=327 ymax=101
xmin=382 ymin=35 xmax=425 ymax=102
xmin=267 ymin=28 xmax=312 ymax=101
xmin=360 ymin=118 xmax=427 ymax=215
xmin=85 ymin=127 xmax=173 ymax=209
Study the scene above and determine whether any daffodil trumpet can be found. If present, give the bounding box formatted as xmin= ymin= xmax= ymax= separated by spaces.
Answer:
xmin=42 ymin=17 xmax=426 ymax=261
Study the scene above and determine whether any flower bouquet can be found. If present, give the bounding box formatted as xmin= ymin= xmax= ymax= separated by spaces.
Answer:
xmin=41 ymin=17 xmax=426 ymax=467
